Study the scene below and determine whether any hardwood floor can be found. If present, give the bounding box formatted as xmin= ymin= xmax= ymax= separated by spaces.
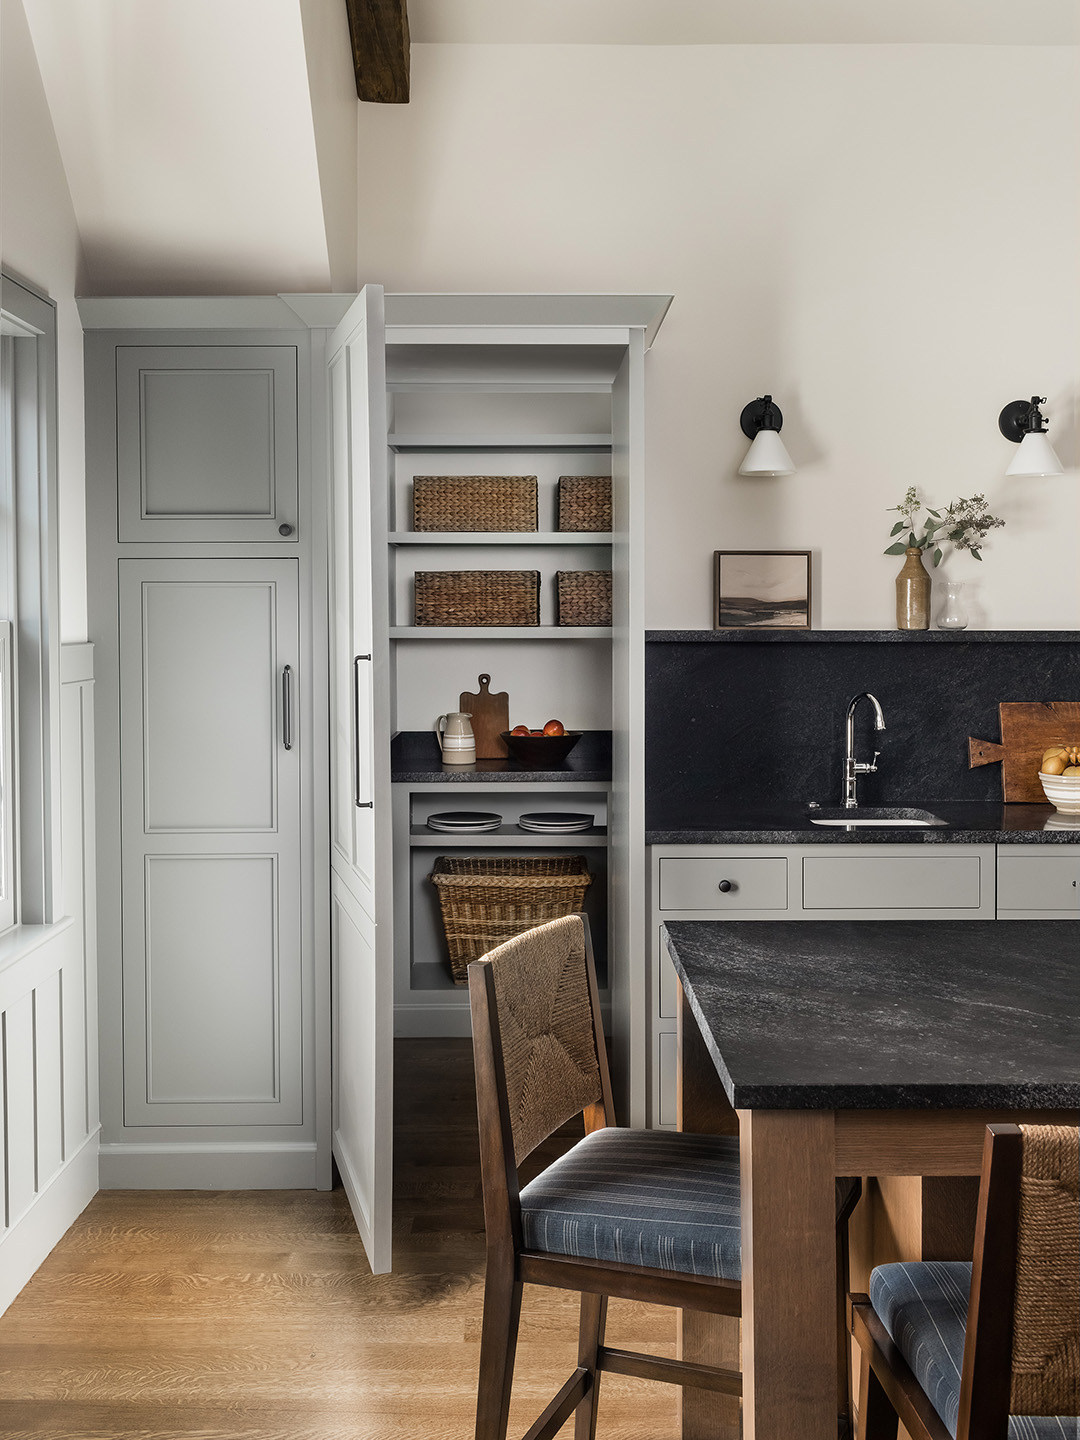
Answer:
xmin=0 ymin=1040 xmax=678 ymax=1439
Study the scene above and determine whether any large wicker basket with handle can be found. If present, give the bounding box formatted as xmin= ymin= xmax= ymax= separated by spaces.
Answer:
xmin=429 ymin=854 xmax=592 ymax=984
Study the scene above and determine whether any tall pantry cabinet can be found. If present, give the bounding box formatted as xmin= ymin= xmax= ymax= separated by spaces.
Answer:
xmin=83 ymin=291 xmax=668 ymax=1276
xmin=84 ymin=304 xmax=329 ymax=1194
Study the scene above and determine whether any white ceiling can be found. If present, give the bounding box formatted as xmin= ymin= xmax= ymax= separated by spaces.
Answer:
xmin=21 ymin=0 xmax=346 ymax=295
xmin=408 ymin=0 xmax=1079 ymax=46
xmin=19 ymin=0 xmax=1076 ymax=300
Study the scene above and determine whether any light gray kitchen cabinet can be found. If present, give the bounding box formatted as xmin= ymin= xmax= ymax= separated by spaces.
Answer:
xmin=85 ymin=312 xmax=325 ymax=1193
xmin=801 ymin=852 xmax=984 ymax=911
xmin=115 ymin=345 xmax=299 ymax=544
xmin=996 ymin=845 xmax=1080 ymax=918
xmin=326 ymin=289 xmax=394 ymax=1274
xmin=117 ymin=559 xmax=302 ymax=1127
xmin=657 ymin=855 xmax=788 ymax=911
xmin=648 ymin=842 xmax=998 ymax=1127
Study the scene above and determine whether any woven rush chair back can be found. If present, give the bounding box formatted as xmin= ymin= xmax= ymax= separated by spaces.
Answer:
xmin=470 ymin=914 xmax=613 ymax=1171
xmin=959 ymin=1122 xmax=1080 ymax=1437
xmin=1009 ymin=1124 xmax=1079 ymax=1416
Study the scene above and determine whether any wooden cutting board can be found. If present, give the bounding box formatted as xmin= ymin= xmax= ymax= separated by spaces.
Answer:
xmin=459 ymin=673 xmax=509 ymax=759
xmin=968 ymin=701 xmax=1080 ymax=802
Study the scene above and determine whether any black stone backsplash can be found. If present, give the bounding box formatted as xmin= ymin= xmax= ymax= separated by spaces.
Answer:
xmin=645 ymin=632 xmax=1080 ymax=823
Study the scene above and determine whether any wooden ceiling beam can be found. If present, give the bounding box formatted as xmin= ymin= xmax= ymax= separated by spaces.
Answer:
xmin=345 ymin=0 xmax=410 ymax=104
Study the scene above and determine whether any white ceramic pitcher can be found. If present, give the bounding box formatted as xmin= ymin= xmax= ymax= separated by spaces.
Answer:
xmin=435 ymin=711 xmax=476 ymax=766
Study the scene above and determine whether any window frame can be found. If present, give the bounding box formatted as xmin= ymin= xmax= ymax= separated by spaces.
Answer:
xmin=0 ymin=270 xmax=62 ymax=932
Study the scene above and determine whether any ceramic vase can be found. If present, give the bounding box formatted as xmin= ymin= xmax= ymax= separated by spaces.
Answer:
xmin=895 ymin=547 xmax=931 ymax=631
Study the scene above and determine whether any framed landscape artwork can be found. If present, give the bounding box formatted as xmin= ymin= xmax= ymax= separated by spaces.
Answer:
xmin=714 ymin=550 xmax=812 ymax=630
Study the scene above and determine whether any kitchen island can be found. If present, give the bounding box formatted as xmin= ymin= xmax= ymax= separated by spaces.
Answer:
xmin=663 ymin=918 xmax=1080 ymax=1440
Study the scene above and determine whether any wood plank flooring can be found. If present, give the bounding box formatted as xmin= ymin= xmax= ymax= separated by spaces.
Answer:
xmin=0 ymin=1040 xmax=678 ymax=1439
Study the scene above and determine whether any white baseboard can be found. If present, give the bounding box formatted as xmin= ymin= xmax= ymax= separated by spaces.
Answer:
xmin=99 ymin=1141 xmax=319 ymax=1190
xmin=0 ymin=1129 xmax=99 ymax=1318
xmin=393 ymin=1004 xmax=473 ymax=1037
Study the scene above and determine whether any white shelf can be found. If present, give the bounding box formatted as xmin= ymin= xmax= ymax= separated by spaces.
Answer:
xmin=410 ymin=827 xmax=608 ymax=847
xmin=390 ymin=626 xmax=612 ymax=639
xmin=388 ymin=432 xmax=612 ymax=452
xmin=388 ymin=531 xmax=613 ymax=546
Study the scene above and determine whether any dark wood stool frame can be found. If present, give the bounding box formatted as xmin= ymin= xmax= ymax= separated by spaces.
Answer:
xmin=850 ymin=1122 xmax=1080 ymax=1440
xmin=469 ymin=917 xmax=861 ymax=1440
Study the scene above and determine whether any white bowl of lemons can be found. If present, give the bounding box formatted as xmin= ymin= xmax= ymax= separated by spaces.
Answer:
xmin=1039 ymin=744 xmax=1080 ymax=813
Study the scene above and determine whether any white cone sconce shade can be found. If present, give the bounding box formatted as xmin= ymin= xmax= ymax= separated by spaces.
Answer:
xmin=999 ymin=396 xmax=1064 ymax=477
xmin=738 ymin=395 xmax=796 ymax=476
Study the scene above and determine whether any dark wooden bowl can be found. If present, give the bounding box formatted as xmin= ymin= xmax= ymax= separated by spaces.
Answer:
xmin=501 ymin=731 xmax=582 ymax=768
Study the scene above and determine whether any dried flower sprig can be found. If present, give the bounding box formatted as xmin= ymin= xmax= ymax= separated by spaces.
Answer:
xmin=884 ymin=487 xmax=1005 ymax=565
xmin=934 ymin=494 xmax=1006 ymax=561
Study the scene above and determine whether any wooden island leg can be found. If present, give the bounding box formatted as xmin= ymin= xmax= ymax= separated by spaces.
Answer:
xmin=738 ymin=1108 xmax=837 ymax=1440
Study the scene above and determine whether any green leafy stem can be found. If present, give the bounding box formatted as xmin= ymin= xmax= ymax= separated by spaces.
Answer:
xmin=884 ymin=486 xmax=1005 ymax=566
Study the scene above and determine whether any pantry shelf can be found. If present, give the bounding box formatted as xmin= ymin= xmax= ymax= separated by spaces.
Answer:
xmin=388 ymin=532 xmax=613 ymax=546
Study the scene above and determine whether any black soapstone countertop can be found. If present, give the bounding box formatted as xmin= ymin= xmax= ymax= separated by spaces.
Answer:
xmin=391 ymin=729 xmax=612 ymax=783
xmin=645 ymin=801 xmax=1080 ymax=845
xmin=663 ymin=918 xmax=1080 ymax=1111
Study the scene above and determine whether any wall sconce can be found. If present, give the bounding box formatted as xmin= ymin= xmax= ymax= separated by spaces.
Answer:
xmin=998 ymin=396 xmax=1064 ymax=477
xmin=738 ymin=395 xmax=796 ymax=476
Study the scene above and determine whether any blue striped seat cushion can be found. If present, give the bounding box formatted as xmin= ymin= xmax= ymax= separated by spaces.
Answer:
xmin=869 ymin=1262 xmax=1078 ymax=1440
xmin=518 ymin=1127 xmax=741 ymax=1280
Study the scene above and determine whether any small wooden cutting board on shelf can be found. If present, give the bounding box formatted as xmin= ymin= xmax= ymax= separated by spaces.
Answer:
xmin=968 ymin=701 xmax=1080 ymax=802
xmin=460 ymin=673 xmax=509 ymax=759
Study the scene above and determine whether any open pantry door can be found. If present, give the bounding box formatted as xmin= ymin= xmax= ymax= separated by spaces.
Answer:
xmin=327 ymin=286 xmax=394 ymax=1273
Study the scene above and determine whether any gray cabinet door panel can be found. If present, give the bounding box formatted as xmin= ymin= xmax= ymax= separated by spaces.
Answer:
xmin=658 ymin=856 xmax=788 ymax=910
xmin=116 ymin=346 xmax=298 ymax=542
xmin=997 ymin=853 xmax=1080 ymax=914
xmin=140 ymin=578 xmax=277 ymax=832
xmin=802 ymin=854 xmax=982 ymax=910
xmin=120 ymin=559 xmax=302 ymax=1126
xmin=327 ymin=288 xmax=393 ymax=1274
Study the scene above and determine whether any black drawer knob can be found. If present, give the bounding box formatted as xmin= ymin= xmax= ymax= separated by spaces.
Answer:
xmin=717 ymin=880 xmax=734 ymax=893
xmin=279 ymin=523 xmax=294 ymax=536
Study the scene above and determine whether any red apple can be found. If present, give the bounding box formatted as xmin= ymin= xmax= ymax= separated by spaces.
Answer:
xmin=530 ymin=729 xmax=545 ymax=736
xmin=542 ymin=719 xmax=565 ymax=736
xmin=510 ymin=725 xmax=530 ymax=736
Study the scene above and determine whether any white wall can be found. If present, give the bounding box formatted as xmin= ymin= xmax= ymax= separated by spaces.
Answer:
xmin=355 ymin=44 xmax=1080 ymax=630
xmin=0 ymin=0 xmax=98 ymax=1315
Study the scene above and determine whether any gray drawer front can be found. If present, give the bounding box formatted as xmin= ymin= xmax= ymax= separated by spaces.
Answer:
xmin=659 ymin=856 xmax=788 ymax=911
xmin=998 ymin=855 xmax=1080 ymax=913
xmin=802 ymin=854 xmax=982 ymax=910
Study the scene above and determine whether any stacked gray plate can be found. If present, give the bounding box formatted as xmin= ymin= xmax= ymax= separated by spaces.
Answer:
xmin=517 ymin=812 xmax=595 ymax=834
xmin=426 ymin=811 xmax=503 ymax=833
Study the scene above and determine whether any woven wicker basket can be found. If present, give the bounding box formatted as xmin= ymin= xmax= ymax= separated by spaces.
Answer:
xmin=558 ymin=475 xmax=612 ymax=533
xmin=429 ymin=855 xmax=592 ymax=984
xmin=557 ymin=570 xmax=612 ymax=627
xmin=413 ymin=475 xmax=538 ymax=532
xmin=414 ymin=570 xmax=540 ymax=626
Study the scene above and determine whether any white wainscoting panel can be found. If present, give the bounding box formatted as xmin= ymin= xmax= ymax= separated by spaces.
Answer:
xmin=0 ymin=647 xmax=99 ymax=1316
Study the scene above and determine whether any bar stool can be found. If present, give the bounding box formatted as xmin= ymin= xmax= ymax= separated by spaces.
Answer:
xmin=468 ymin=913 xmax=862 ymax=1440
xmin=850 ymin=1122 xmax=1079 ymax=1440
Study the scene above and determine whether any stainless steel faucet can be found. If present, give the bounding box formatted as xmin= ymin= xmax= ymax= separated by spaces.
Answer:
xmin=843 ymin=692 xmax=886 ymax=807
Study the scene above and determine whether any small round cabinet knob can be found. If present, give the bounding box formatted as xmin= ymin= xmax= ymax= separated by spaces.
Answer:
xmin=717 ymin=880 xmax=734 ymax=893
xmin=278 ymin=523 xmax=294 ymax=537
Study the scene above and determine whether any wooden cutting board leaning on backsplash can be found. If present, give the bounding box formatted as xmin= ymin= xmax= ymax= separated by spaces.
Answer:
xmin=459 ymin=673 xmax=509 ymax=759
xmin=968 ymin=701 xmax=1080 ymax=802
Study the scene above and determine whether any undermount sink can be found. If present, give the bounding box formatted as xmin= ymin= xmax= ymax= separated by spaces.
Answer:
xmin=808 ymin=806 xmax=949 ymax=828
